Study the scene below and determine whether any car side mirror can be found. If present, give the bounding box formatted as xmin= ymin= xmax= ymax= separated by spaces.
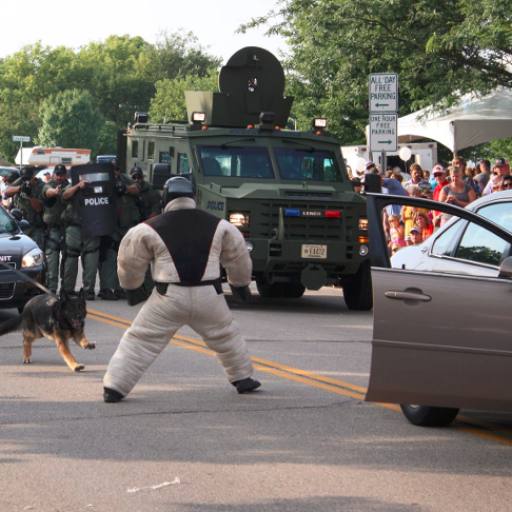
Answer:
xmin=19 ymin=219 xmax=30 ymax=231
xmin=498 ymin=256 xmax=512 ymax=279
xmin=10 ymin=208 xmax=23 ymax=221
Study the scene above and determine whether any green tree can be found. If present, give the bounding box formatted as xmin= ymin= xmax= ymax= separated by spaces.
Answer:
xmin=37 ymin=89 xmax=103 ymax=152
xmin=241 ymin=0 xmax=512 ymax=145
xmin=149 ymin=70 xmax=218 ymax=123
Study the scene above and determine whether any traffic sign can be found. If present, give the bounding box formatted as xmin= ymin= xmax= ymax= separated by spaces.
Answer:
xmin=369 ymin=113 xmax=397 ymax=152
xmin=12 ymin=135 xmax=31 ymax=143
xmin=369 ymin=73 xmax=398 ymax=112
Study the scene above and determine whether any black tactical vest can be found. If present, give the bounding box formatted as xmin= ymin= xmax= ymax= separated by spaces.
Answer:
xmin=146 ymin=209 xmax=221 ymax=285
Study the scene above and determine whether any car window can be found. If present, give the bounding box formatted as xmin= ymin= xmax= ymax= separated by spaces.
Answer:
xmin=431 ymin=220 xmax=462 ymax=257
xmin=454 ymin=222 xmax=510 ymax=267
xmin=0 ymin=208 xmax=18 ymax=234
xmin=477 ymin=201 xmax=512 ymax=231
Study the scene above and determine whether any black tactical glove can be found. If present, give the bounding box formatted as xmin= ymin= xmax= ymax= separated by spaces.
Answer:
xmin=21 ymin=181 xmax=32 ymax=196
xmin=229 ymin=285 xmax=252 ymax=302
xmin=125 ymin=285 xmax=150 ymax=306
xmin=115 ymin=180 xmax=127 ymax=196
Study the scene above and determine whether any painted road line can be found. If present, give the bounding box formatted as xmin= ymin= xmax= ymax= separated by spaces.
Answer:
xmin=87 ymin=309 xmax=512 ymax=446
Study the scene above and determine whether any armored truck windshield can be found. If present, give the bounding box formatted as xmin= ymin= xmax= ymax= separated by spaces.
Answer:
xmin=197 ymin=144 xmax=341 ymax=182
xmin=197 ymin=146 xmax=274 ymax=179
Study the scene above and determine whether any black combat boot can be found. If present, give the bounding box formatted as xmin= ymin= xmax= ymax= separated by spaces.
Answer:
xmin=232 ymin=377 xmax=261 ymax=394
xmin=103 ymin=387 xmax=124 ymax=403
xmin=98 ymin=289 xmax=119 ymax=301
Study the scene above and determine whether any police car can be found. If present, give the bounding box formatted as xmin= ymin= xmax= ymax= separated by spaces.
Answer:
xmin=0 ymin=205 xmax=44 ymax=311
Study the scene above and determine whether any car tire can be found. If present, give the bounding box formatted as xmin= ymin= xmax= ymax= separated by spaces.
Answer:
xmin=343 ymin=262 xmax=373 ymax=311
xmin=400 ymin=404 xmax=459 ymax=427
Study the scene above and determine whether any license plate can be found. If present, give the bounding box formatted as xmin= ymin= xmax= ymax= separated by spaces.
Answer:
xmin=301 ymin=244 xmax=327 ymax=259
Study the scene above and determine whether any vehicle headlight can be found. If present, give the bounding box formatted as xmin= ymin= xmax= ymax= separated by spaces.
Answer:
xmin=228 ymin=212 xmax=250 ymax=228
xmin=245 ymin=241 xmax=254 ymax=252
xmin=22 ymin=248 xmax=44 ymax=268
xmin=358 ymin=217 xmax=369 ymax=231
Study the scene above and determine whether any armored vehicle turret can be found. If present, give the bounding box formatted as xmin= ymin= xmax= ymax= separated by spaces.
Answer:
xmin=121 ymin=47 xmax=371 ymax=310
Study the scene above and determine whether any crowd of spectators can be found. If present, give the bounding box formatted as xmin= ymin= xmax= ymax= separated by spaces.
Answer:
xmin=350 ymin=156 xmax=511 ymax=255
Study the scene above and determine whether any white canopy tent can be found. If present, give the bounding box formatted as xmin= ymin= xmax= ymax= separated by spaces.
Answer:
xmin=397 ymin=87 xmax=512 ymax=154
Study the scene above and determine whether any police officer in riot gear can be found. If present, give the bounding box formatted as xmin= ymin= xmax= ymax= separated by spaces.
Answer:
xmin=41 ymin=164 xmax=69 ymax=293
xmin=62 ymin=163 xmax=116 ymax=300
xmin=5 ymin=166 xmax=45 ymax=248
xmin=97 ymin=161 xmax=141 ymax=300
xmin=103 ymin=176 xmax=260 ymax=402
xmin=129 ymin=165 xmax=161 ymax=221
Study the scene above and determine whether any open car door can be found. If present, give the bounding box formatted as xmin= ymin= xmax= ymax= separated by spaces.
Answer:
xmin=365 ymin=194 xmax=512 ymax=424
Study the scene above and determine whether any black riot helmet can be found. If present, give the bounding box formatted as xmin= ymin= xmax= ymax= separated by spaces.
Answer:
xmin=130 ymin=165 xmax=143 ymax=180
xmin=162 ymin=176 xmax=195 ymax=206
xmin=20 ymin=165 xmax=37 ymax=181
xmin=53 ymin=164 xmax=67 ymax=176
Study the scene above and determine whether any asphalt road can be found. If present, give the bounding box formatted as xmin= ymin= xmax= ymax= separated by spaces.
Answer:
xmin=1 ymin=287 xmax=512 ymax=512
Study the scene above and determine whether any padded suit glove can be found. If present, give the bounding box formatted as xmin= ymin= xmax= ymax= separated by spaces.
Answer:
xmin=229 ymin=285 xmax=252 ymax=302
xmin=125 ymin=285 xmax=150 ymax=306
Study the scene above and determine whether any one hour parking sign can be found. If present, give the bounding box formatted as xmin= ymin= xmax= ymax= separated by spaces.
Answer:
xmin=369 ymin=113 xmax=398 ymax=152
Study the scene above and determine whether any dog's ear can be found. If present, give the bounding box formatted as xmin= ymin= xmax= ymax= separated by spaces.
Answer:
xmin=78 ymin=288 xmax=85 ymax=299
xmin=59 ymin=289 xmax=68 ymax=300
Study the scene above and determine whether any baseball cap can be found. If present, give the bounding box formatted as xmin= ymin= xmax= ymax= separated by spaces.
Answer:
xmin=365 ymin=160 xmax=376 ymax=169
xmin=495 ymin=158 xmax=506 ymax=167
xmin=432 ymin=164 xmax=445 ymax=176
xmin=410 ymin=227 xmax=420 ymax=234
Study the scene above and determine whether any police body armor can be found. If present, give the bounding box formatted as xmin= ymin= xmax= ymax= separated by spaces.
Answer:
xmin=70 ymin=163 xmax=116 ymax=237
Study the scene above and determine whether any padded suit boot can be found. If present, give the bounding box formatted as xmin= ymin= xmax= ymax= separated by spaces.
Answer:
xmin=232 ymin=378 xmax=261 ymax=394
xmin=103 ymin=387 xmax=124 ymax=403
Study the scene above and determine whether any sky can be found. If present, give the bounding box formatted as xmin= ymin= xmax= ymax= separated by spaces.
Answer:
xmin=0 ymin=0 xmax=287 ymax=63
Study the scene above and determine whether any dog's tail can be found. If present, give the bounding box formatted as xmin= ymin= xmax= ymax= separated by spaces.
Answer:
xmin=0 ymin=315 xmax=23 ymax=336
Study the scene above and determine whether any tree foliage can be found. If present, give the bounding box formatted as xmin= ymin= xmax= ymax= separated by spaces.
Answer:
xmin=0 ymin=33 xmax=219 ymax=160
xmin=241 ymin=0 xmax=512 ymax=145
xmin=37 ymin=89 xmax=103 ymax=152
xmin=149 ymin=71 xmax=219 ymax=123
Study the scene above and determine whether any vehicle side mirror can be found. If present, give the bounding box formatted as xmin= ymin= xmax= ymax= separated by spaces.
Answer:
xmin=10 ymin=208 xmax=23 ymax=222
xmin=498 ymin=256 xmax=512 ymax=279
xmin=19 ymin=219 xmax=30 ymax=231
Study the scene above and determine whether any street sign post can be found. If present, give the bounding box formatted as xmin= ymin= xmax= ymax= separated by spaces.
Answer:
xmin=12 ymin=135 xmax=31 ymax=168
xmin=368 ymin=73 xmax=399 ymax=171
xmin=369 ymin=113 xmax=397 ymax=152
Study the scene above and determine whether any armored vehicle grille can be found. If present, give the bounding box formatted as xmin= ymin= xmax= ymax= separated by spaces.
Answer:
xmin=253 ymin=201 xmax=357 ymax=243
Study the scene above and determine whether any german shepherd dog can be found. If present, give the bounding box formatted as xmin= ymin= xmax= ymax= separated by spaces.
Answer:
xmin=0 ymin=289 xmax=95 ymax=371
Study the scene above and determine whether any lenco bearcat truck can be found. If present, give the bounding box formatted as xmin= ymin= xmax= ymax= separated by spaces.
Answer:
xmin=121 ymin=47 xmax=371 ymax=310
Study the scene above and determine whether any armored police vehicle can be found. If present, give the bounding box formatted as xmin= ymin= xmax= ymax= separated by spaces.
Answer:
xmin=121 ymin=47 xmax=371 ymax=310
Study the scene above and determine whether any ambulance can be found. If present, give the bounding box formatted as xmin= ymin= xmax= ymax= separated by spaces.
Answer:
xmin=15 ymin=147 xmax=91 ymax=168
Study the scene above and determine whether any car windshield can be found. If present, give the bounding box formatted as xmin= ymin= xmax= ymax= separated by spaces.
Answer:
xmin=0 ymin=208 xmax=18 ymax=234
xmin=198 ymin=146 xmax=274 ymax=178
xmin=274 ymin=148 xmax=341 ymax=182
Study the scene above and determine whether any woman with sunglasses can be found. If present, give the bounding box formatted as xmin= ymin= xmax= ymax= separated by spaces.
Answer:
xmin=438 ymin=166 xmax=477 ymax=225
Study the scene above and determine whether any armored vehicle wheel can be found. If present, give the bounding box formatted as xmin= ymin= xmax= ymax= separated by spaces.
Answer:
xmin=256 ymin=279 xmax=283 ymax=298
xmin=256 ymin=279 xmax=305 ymax=299
xmin=280 ymin=283 xmax=305 ymax=298
xmin=343 ymin=262 xmax=373 ymax=311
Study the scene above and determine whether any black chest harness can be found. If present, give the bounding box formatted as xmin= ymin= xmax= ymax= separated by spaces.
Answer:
xmin=146 ymin=208 xmax=223 ymax=294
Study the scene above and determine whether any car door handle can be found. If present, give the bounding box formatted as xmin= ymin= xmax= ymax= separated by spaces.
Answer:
xmin=384 ymin=290 xmax=432 ymax=302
